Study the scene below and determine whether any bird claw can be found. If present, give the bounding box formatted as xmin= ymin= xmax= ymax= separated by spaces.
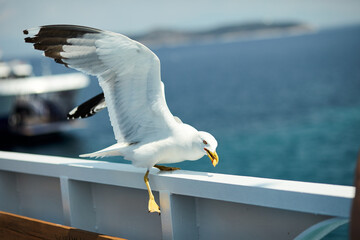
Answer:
xmin=154 ymin=165 xmax=181 ymax=171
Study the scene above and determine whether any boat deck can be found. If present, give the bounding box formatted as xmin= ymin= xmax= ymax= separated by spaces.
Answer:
xmin=0 ymin=211 xmax=126 ymax=240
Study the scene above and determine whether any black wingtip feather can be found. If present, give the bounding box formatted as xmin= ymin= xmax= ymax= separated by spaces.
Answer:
xmin=54 ymin=58 xmax=68 ymax=67
xmin=23 ymin=25 xmax=103 ymax=67
xmin=67 ymin=93 xmax=105 ymax=119
xmin=24 ymin=37 xmax=34 ymax=43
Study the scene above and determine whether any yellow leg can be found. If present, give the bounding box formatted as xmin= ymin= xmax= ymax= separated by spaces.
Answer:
xmin=154 ymin=165 xmax=180 ymax=171
xmin=144 ymin=170 xmax=161 ymax=214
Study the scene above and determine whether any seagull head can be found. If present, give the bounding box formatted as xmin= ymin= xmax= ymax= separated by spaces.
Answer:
xmin=198 ymin=131 xmax=219 ymax=167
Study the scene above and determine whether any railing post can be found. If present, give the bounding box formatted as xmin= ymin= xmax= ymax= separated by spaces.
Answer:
xmin=160 ymin=191 xmax=199 ymax=240
xmin=160 ymin=191 xmax=174 ymax=240
xmin=60 ymin=176 xmax=72 ymax=226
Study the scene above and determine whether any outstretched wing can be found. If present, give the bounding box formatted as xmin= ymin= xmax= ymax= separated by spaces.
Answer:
xmin=24 ymin=25 xmax=177 ymax=143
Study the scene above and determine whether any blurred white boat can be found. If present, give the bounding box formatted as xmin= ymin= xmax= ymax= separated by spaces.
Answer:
xmin=0 ymin=60 xmax=89 ymax=136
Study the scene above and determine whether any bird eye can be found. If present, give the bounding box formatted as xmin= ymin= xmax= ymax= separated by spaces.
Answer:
xmin=203 ymin=140 xmax=208 ymax=145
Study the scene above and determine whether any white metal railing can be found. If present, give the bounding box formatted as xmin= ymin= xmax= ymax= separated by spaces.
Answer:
xmin=0 ymin=151 xmax=354 ymax=240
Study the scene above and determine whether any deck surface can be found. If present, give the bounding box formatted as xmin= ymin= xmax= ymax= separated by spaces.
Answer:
xmin=0 ymin=211 xmax=126 ymax=240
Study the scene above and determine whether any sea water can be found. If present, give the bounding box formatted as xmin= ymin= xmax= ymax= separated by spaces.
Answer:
xmin=2 ymin=24 xmax=360 ymax=240
xmin=4 ymin=25 xmax=360 ymax=188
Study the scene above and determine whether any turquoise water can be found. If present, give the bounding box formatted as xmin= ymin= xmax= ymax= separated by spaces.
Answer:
xmin=2 ymin=25 xmax=359 ymax=239
xmin=3 ymin=25 xmax=360 ymax=189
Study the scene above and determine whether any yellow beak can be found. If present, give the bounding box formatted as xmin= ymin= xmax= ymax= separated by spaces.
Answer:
xmin=205 ymin=148 xmax=219 ymax=167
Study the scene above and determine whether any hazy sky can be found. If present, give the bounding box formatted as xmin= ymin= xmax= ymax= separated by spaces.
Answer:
xmin=1 ymin=0 xmax=360 ymax=58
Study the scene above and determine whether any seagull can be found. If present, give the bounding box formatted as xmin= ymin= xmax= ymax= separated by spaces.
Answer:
xmin=23 ymin=25 xmax=219 ymax=213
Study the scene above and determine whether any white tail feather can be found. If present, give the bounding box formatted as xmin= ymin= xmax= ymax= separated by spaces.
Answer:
xmin=80 ymin=142 xmax=128 ymax=158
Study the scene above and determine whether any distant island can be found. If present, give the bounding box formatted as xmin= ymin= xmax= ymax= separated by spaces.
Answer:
xmin=131 ymin=22 xmax=315 ymax=47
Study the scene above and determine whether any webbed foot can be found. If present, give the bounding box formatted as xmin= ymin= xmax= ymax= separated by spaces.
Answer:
xmin=148 ymin=196 xmax=161 ymax=214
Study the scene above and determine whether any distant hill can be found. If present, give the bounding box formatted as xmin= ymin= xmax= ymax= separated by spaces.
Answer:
xmin=131 ymin=22 xmax=314 ymax=47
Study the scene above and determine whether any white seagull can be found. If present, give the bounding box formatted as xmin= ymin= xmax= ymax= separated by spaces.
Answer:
xmin=24 ymin=25 xmax=219 ymax=213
